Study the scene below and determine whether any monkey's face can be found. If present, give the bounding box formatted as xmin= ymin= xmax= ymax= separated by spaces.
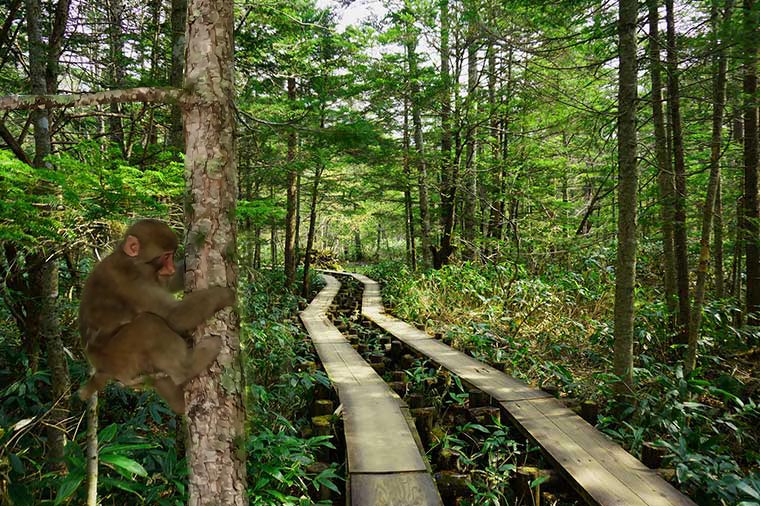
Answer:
xmin=156 ymin=251 xmax=176 ymax=277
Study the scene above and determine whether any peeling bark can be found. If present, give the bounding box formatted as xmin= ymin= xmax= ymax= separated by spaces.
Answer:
xmin=182 ymin=0 xmax=247 ymax=502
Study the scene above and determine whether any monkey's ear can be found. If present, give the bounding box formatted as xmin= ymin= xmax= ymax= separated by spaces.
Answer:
xmin=123 ymin=235 xmax=141 ymax=257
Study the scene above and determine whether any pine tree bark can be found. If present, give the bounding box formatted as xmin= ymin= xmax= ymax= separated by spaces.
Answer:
xmin=743 ymin=0 xmax=760 ymax=328
xmin=686 ymin=0 xmax=731 ymax=373
xmin=666 ymin=0 xmax=690 ymax=344
xmin=714 ymin=176 xmax=725 ymax=298
xmin=648 ymin=0 xmax=678 ymax=318
xmin=486 ymin=41 xmax=503 ymax=252
xmin=462 ymin=22 xmax=478 ymax=261
xmin=613 ymin=0 xmax=638 ymax=398
xmin=301 ymin=163 xmax=323 ymax=298
xmin=169 ymin=0 xmax=187 ymax=152
xmin=25 ymin=0 xmax=70 ymax=471
xmin=435 ymin=0 xmax=456 ymax=268
xmin=183 ymin=0 xmax=247 ymax=502
xmin=106 ymin=0 xmax=125 ymax=154
xmin=405 ymin=16 xmax=432 ymax=268
xmin=403 ymin=97 xmax=417 ymax=270
xmin=284 ymin=78 xmax=298 ymax=288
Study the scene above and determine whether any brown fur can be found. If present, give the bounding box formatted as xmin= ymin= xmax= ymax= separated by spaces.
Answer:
xmin=78 ymin=219 xmax=234 ymax=413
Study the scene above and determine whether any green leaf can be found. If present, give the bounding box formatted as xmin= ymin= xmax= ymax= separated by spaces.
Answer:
xmin=100 ymin=454 xmax=148 ymax=477
xmin=54 ymin=471 xmax=84 ymax=505
xmin=101 ymin=442 xmax=156 ymax=454
xmin=8 ymin=452 xmax=25 ymax=474
xmin=98 ymin=423 xmax=118 ymax=443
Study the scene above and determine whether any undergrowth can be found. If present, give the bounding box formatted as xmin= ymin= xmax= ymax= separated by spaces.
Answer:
xmin=0 ymin=268 xmax=339 ymax=506
xmin=364 ymin=260 xmax=760 ymax=506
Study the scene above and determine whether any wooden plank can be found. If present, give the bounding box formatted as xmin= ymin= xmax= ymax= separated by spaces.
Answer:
xmin=301 ymin=274 xmax=441 ymax=505
xmin=349 ymin=273 xmax=548 ymax=402
xmin=351 ymin=472 xmax=443 ymax=506
xmin=341 ymin=384 xmax=428 ymax=474
xmin=400 ymin=333 xmax=550 ymax=402
xmin=346 ymin=271 xmax=697 ymax=506
xmin=527 ymin=398 xmax=695 ymax=506
xmin=503 ymin=398 xmax=648 ymax=506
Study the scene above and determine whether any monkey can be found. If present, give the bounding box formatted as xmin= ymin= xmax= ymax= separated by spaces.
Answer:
xmin=77 ymin=219 xmax=235 ymax=414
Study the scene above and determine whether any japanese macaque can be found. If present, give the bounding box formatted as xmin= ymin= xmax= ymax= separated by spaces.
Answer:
xmin=78 ymin=219 xmax=235 ymax=414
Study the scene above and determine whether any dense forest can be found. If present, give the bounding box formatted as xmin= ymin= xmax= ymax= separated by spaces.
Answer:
xmin=0 ymin=0 xmax=758 ymax=504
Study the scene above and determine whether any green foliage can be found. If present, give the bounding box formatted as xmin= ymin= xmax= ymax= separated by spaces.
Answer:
xmin=247 ymin=429 xmax=338 ymax=506
xmin=370 ymin=261 xmax=759 ymax=505
xmin=241 ymin=269 xmax=341 ymax=504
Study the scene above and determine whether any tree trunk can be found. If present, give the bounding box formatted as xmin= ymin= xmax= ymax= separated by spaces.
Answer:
xmin=462 ymin=23 xmax=478 ymax=261
xmin=686 ymin=0 xmax=731 ymax=373
xmin=486 ymin=41 xmax=503 ymax=251
xmin=648 ymin=0 xmax=678 ymax=318
xmin=403 ymin=97 xmax=417 ymax=270
xmin=613 ymin=0 xmax=638 ymax=399
xmin=405 ymin=17 xmax=432 ymax=268
xmin=183 ymin=0 xmax=247 ymax=502
xmin=86 ymin=393 xmax=98 ymax=506
xmin=666 ymin=0 xmax=690 ymax=344
xmin=253 ymin=226 xmax=261 ymax=270
xmin=714 ymin=176 xmax=725 ymax=298
xmin=353 ymin=229 xmax=364 ymax=261
xmin=301 ymin=163 xmax=323 ymax=298
xmin=435 ymin=0 xmax=456 ymax=268
xmin=168 ymin=0 xmax=187 ymax=152
xmin=743 ymin=0 xmax=760 ymax=329
xmin=107 ymin=0 xmax=125 ymax=154
xmin=732 ymin=197 xmax=744 ymax=312
xmin=25 ymin=0 xmax=70 ymax=471
xmin=284 ymin=77 xmax=298 ymax=289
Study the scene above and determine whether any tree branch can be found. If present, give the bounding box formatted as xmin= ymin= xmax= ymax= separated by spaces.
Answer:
xmin=0 ymin=87 xmax=182 ymax=111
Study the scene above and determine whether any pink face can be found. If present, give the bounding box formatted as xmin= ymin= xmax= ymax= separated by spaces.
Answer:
xmin=157 ymin=251 xmax=176 ymax=277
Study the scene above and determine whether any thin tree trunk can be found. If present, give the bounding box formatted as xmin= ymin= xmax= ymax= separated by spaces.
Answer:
xmin=648 ymin=0 xmax=678 ymax=317
xmin=733 ymin=197 xmax=744 ymax=311
xmin=686 ymin=0 xmax=731 ymax=373
xmin=183 ymin=0 xmax=247 ymax=501
xmin=405 ymin=15 xmax=432 ymax=268
xmin=168 ymin=0 xmax=187 ymax=152
xmin=435 ymin=0 xmax=456 ymax=268
xmin=284 ymin=77 xmax=298 ymax=288
xmin=107 ymin=0 xmax=125 ymax=154
xmin=403 ymin=97 xmax=417 ymax=270
xmin=714 ymin=176 xmax=725 ymax=298
xmin=666 ymin=0 xmax=690 ymax=344
xmin=25 ymin=0 xmax=70 ymax=471
xmin=85 ymin=393 xmax=98 ymax=506
xmin=462 ymin=24 xmax=478 ymax=261
xmin=613 ymin=0 xmax=638 ymax=399
xmin=253 ymin=226 xmax=261 ymax=269
xmin=301 ymin=163 xmax=323 ymax=298
xmin=486 ymin=40 xmax=501 ymax=251
xmin=743 ymin=0 xmax=760 ymax=329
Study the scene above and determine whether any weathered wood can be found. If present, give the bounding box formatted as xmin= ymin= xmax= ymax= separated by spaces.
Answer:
xmin=504 ymin=397 xmax=695 ymax=506
xmin=351 ymin=472 xmax=441 ymax=506
xmin=300 ymin=275 xmax=441 ymax=505
xmin=343 ymin=271 xmax=696 ymax=506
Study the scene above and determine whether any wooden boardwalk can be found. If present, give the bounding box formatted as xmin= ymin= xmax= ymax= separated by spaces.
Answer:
xmin=299 ymin=275 xmax=442 ymax=506
xmin=337 ymin=271 xmax=696 ymax=506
